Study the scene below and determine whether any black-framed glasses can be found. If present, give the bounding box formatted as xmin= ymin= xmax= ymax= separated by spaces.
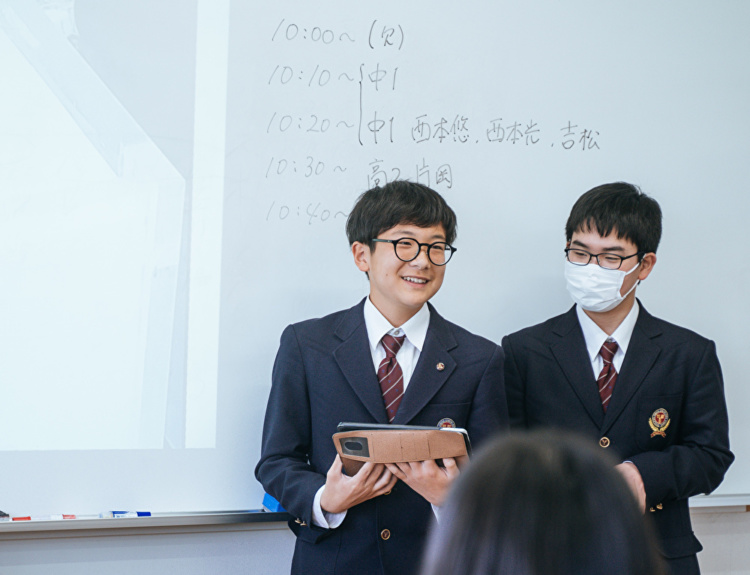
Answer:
xmin=565 ymin=248 xmax=643 ymax=270
xmin=372 ymin=238 xmax=457 ymax=266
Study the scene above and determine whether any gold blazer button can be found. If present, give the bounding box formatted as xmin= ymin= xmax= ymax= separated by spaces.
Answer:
xmin=599 ymin=437 xmax=610 ymax=448
xmin=381 ymin=529 xmax=391 ymax=540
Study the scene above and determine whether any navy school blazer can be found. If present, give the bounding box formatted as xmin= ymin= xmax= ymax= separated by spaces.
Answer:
xmin=256 ymin=299 xmax=509 ymax=575
xmin=502 ymin=302 xmax=734 ymax=563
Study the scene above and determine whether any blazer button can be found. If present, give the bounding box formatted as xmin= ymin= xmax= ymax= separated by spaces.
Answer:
xmin=649 ymin=507 xmax=656 ymax=513
xmin=599 ymin=437 xmax=610 ymax=448
xmin=656 ymin=503 xmax=663 ymax=510
xmin=384 ymin=490 xmax=392 ymax=496
xmin=381 ymin=529 xmax=391 ymax=540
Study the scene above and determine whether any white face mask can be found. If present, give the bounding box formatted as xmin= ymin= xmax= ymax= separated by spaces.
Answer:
xmin=564 ymin=260 xmax=641 ymax=312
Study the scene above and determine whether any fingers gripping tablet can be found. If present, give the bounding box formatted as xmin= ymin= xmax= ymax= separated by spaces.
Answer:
xmin=333 ymin=422 xmax=471 ymax=476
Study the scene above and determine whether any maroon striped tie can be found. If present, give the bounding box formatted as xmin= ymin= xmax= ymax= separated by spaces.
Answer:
xmin=597 ymin=340 xmax=619 ymax=412
xmin=378 ymin=334 xmax=406 ymax=423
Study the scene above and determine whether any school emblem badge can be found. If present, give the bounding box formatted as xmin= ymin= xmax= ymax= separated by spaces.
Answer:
xmin=437 ymin=418 xmax=456 ymax=429
xmin=649 ymin=408 xmax=670 ymax=438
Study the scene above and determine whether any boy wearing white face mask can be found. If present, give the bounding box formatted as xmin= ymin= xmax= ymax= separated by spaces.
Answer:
xmin=502 ymin=182 xmax=733 ymax=575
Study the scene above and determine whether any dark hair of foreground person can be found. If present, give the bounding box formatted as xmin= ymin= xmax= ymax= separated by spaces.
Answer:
xmin=420 ymin=430 xmax=666 ymax=575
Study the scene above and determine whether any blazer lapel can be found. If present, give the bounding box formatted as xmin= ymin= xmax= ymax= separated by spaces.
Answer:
xmin=393 ymin=306 xmax=457 ymax=425
xmin=601 ymin=304 xmax=662 ymax=434
xmin=549 ymin=307 xmax=605 ymax=428
xmin=333 ymin=300 xmax=389 ymax=424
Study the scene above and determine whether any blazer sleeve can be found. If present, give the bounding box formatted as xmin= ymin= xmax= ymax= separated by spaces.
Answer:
xmin=254 ymin=324 xmax=327 ymax=528
xmin=464 ymin=344 xmax=509 ymax=447
xmin=501 ymin=335 xmax=528 ymax=430
xmin=629 ymin=339 xmax=734 ymax=506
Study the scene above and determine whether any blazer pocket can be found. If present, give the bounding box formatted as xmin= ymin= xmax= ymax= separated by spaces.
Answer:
xmin=635 ymin=394 xmax=683 ymax=452
xmin=658 ymin=532 xmax=703 ymax=559
xmin=413 ymin=401 xmax=472 ymax=428
xmin=289 ymin=518 xmax=339 ymax=544
xmin=289 ymin=524 xmax=342 ymax=575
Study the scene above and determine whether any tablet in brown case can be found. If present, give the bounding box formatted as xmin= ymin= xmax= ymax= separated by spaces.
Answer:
xmin=333 ymin=422 xmax=471 ymax=476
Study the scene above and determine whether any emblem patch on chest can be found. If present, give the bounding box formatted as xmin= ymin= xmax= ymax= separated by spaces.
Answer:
xmin=649 ymin=408 xmax=671 ymax=438
xmin=437 ymin=418 xmax=456 ymax=428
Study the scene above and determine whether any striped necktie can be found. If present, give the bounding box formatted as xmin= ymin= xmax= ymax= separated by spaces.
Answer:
xmin=597 ymin=340 xmax=619 ymax=412
xmin=378 ymin=334 xmax=406 ymax=423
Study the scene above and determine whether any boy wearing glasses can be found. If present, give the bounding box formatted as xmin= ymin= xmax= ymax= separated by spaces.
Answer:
xmin=256 ymin=181 xmax=508 ymax=575
xmin=503 ymin=182 xmax=733 ymax=574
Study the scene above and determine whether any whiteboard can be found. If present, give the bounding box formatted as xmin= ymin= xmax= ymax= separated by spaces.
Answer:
xmin=0 ymin=0 xmax=747 ymax=515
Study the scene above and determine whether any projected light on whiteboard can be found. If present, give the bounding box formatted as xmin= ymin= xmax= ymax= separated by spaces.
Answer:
xmin=0 ymin=0 xmax=226 ymax=451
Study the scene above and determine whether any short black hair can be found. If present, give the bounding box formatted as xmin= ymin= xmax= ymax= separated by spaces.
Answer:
xmin=565 ymin=182 xmax=662 ymax=253
xmin=420 ymin=431 xmax=666 ymax=575
xmin=346 ymin=181 xmax=457 ymax=247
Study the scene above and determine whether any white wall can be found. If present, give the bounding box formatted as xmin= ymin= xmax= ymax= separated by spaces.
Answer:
xmin=0 ymin=522 xmax=295 ymax=575
xmin=695 ymin=510 xmax=750 ymax=574
xmin=0 ymin=512 xmax=748 ymax=575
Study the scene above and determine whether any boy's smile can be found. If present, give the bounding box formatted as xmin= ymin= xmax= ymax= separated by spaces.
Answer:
xmin=352 ymin=224 xmax=448 ymax=327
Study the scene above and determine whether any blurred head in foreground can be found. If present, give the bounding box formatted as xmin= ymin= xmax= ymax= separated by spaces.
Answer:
xmin=420 ymin=431 xmax=665 ymax=575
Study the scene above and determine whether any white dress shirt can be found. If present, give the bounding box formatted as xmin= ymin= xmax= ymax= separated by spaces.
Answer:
xmin=311 ymin=299 xmax=430 ymax=528
xmin=576 ymin=300 xmax=640 ymax=378
xmin=363 ymin=296 xmax=430 ymax=390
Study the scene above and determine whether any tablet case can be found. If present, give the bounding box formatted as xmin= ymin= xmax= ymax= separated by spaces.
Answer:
xmin=333 ymin=423 xmax=471 ymax=476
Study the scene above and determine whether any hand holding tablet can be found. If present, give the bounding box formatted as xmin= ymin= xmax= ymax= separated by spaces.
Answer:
xmin=333 ymin=422 xmax=471 ymax=476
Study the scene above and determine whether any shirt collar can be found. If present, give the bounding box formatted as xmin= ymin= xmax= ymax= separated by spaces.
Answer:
xmin=576 ymin=300 xmax=640 ymax=361
xmin=364 ymin=297 xmax=430 ymax=353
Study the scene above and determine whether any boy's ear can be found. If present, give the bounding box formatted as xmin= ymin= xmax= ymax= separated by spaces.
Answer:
xmin=352 ymin=242 xmax=371 ymax=273
xmin=637 ymin=252 xmax=657 ymax=281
